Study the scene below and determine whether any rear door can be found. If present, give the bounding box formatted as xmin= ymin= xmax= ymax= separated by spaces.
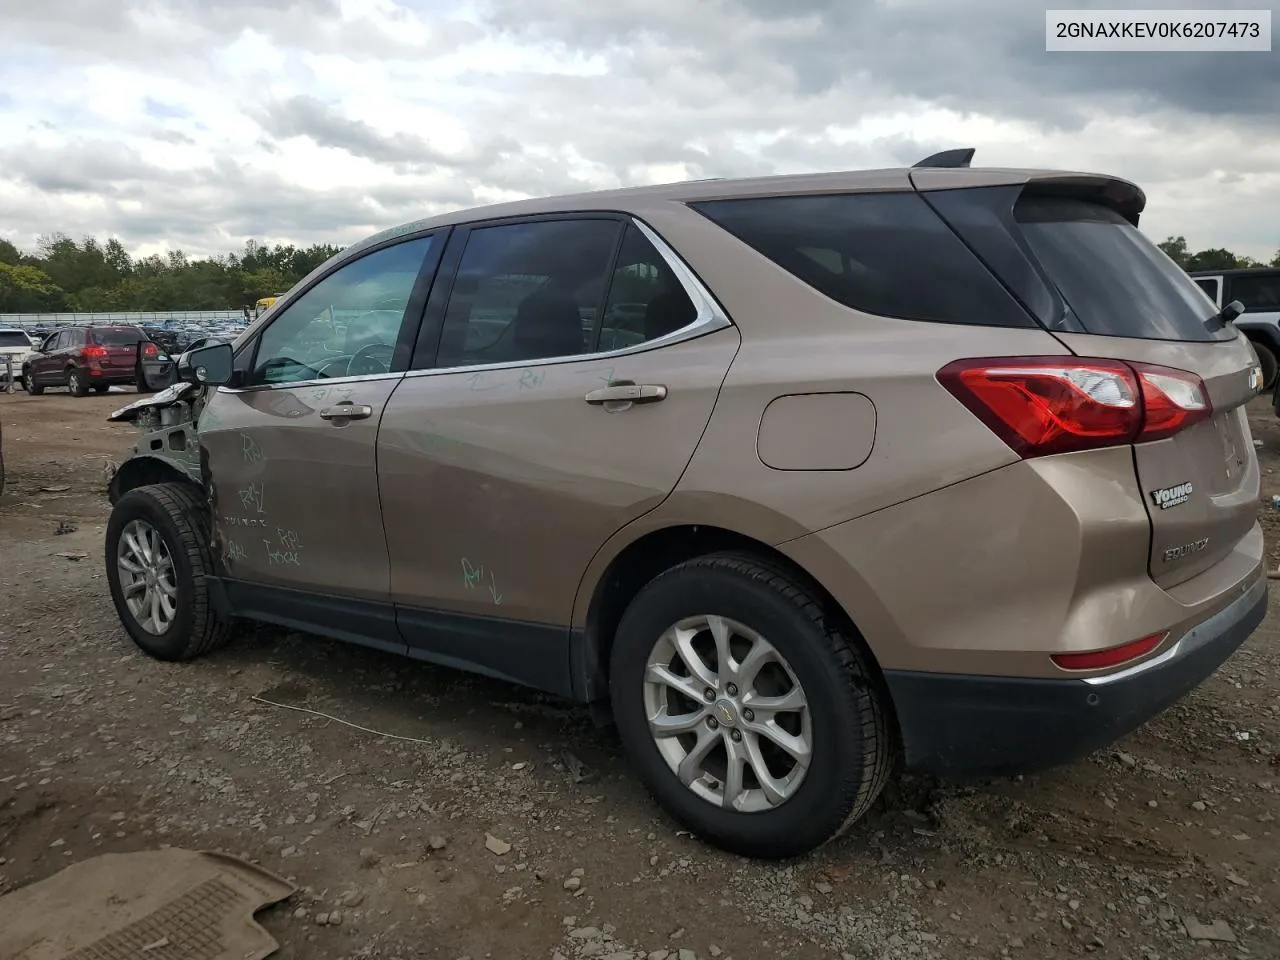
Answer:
xmin=982 ymin=191 xmax=1258 ymax=588
xmin=377 ymin=215 xmax=739 ymax=687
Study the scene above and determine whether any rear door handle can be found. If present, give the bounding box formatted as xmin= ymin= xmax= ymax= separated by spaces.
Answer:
xmin=319 ymin=403 xmax=374 ymax=421
xmin=584 ymin=381 xmax=668 ymax=406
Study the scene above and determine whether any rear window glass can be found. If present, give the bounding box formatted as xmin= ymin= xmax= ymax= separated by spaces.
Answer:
xmin=690 ymin=192 xmax=1032 ymax=327
xmin=1227 ymin=272 xmax=1280 ymax=313
xmin=93 ymin=328 xmax=146 ymax=345
xmin=0 ymin=332 xmax=30 ymax=347
xmin=1015 ymin=197 xmax=1232 ymax=342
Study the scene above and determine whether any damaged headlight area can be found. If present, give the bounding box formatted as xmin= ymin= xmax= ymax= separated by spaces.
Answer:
xmin=106 ymin=382 xmax=212 ymax=503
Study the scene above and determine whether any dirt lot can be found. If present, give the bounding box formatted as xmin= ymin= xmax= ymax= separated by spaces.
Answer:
xmin=1 ymin=387 xmax=1279 ymax=960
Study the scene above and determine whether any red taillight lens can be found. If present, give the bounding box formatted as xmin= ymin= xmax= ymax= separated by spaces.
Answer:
xmin=81 ymin=345 xmax=108 ymax=360
xmin=1051 ymin=632 xmax=1166 ymax=671
xmin=1130 ymin=362 xmax=1211 ymax=441
xmin=938 ymin=357 xmax=1212 ymax=458
xmin=142 ymin=342 xmax=158 ymax=359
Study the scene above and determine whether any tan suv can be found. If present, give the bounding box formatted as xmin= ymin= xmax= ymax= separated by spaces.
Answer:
xmin=102 ymin=150 xmax=1269 ymax=859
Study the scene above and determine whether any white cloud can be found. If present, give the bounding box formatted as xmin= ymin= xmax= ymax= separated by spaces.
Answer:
xmin=0 ymin=0 xmax=1274 ymax=262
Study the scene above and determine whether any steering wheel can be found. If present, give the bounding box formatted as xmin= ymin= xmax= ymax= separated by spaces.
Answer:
xmin=348 ymin=342 xmax=394 ymax=377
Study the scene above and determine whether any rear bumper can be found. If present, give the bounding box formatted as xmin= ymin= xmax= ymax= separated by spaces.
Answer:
xmin=884 ymin=577 xmax=1268 ymax=778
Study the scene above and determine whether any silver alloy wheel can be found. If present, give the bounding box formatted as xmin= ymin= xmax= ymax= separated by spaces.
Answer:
xmin=117 ymin=518 xmax=179 ymax=635
xmin=643 ymin=614 xmax=813 ymax=812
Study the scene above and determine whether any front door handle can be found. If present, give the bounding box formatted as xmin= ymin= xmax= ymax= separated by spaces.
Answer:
xmin=319 ymin=402 xmax=374 ymax=421
xmin=585 ymin=380 xmax=668 ymax=407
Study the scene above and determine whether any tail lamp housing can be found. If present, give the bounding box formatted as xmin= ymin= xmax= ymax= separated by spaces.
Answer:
xmin=937 ymin=356 xmax=1212 ymax=458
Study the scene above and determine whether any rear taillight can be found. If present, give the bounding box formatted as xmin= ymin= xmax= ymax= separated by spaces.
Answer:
xmin=938 ymin=356 xmax=1212 ymax=458
xmin=142 ymin=342 xmax=158 ymax=359
xmin=81 ymin=345 xmax=108 ymax=361
xmin=1051 ymin=632 xmax=1166 ymax=671
xmin=1130 ymin=362 xmax=1211 ymax=441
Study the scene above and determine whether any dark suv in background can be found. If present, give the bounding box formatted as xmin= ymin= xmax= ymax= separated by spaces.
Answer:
xmin=23 ymin=325 xmax=173 ymax=396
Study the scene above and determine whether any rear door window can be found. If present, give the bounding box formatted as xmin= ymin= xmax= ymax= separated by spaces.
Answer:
xmin=690 ymin=192 xmax=1032 ymax=327
xmin=433 ymin=218 xmax=623 ymax=368
xmin=1226 ymin=272 xmax=1280 ymax=312
xmin=1014 ymin=196 xmax=1233 ymax=342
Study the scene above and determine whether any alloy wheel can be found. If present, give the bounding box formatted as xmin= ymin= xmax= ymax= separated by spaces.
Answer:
xmin=642 ymin=614 xmax=813 ymax=812
xmin=116 ymin=518 xmax=179 ymax=635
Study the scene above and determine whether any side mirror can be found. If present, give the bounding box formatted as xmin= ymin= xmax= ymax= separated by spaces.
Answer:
xmin=176 ymin=341 xmax=235 ymax=387
xmin=1221 ymin=299 xmax=1246 ymax=324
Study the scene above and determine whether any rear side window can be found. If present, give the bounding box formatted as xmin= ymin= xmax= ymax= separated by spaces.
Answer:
xmin=92 ymin=327 xmax=145 ymax=345
xmin=689 ymin=192 xmax=1031 ymax=327
xmin=1227 ymin=272 xmax=1280 ymax=312
xmin=1014 ymin=197 xmax=1232 ymax=342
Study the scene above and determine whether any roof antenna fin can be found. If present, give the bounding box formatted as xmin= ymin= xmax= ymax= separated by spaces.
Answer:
xmin=913 ymin=148 xmax=975 ymax=169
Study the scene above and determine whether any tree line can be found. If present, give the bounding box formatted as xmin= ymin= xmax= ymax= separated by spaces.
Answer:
xmin=0 ymin=234 xmax=343 ymax=313
xmin=1 ymin=230 xmax=1277 ymax=314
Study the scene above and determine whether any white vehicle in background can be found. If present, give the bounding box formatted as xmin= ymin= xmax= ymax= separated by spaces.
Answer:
xmin=0 ymin=328 xmax=34 ymax=390
xmin=1189 ymin=268 xmax=1280 ymax=390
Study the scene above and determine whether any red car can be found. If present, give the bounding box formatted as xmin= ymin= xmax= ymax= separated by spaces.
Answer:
xmin=23 ymin=325 xmax=173 ymax=396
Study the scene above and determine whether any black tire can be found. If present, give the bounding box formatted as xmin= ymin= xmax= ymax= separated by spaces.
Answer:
xmin=1250 ymin=338 xmax=1277 ymax=391
xmin=23 ymin=372 xmax=43 ymax=396
xmin=67 ymin=367 xmax=89 ymax=397
xmin=609 ymin=553 xmax=895 ymax=859
xmin=104 ymin=482 xmax=232 ymax=661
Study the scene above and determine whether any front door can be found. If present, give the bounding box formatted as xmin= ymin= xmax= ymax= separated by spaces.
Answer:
xmin=29 ymin=331 xmax=62 ymax=385
xmin=198 ymin=233 xmax=441 ymax=646
xmin=377 ymin=216 xmax=739 ymax=688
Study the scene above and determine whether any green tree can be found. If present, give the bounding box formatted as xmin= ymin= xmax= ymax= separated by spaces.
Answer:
xmin=0 ymin=262 xmax=68 ymax=311
xmin=1158 ymin=236 xmax=1189 ymax=268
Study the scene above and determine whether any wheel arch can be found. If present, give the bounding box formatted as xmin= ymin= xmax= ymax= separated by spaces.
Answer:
xmin=108 ymin=455 xmax=201 ymax=506
xmin=574 ymin=522 xmax=895 ymax=722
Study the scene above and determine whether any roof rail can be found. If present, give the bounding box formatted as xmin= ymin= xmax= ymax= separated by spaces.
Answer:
xmin=913 ymin=148 xmax=976 ymax=169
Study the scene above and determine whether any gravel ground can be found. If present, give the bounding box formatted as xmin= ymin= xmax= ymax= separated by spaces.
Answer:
xmin=1 ymin=388 xmax=1278 ymax=960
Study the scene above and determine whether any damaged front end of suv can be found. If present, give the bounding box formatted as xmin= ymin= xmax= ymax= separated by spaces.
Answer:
xmin=105 ymin=340 xmax=235 ymax=505
xmin=106 ymin=381 xmax=211 ymax=503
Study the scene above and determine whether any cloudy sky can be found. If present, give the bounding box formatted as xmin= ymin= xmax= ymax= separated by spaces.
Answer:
xmin=0 ymin=0 xmax=1275 ymax=261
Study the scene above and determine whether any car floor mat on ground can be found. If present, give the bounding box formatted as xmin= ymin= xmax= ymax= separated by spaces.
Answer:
xmin=0 ymin=848 xmax=296 ymax=960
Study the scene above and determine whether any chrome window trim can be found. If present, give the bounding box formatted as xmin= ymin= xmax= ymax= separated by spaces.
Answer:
xmin=218 ymin=214 xmax=733 ymax=393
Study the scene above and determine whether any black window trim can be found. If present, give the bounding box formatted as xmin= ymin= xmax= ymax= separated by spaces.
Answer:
xmin=404 ymin=211 xmax=733 ymax=377
xmin=221 ymin=228 xmax=450 ymax=394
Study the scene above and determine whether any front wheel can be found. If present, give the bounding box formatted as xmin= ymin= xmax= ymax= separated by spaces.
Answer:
xmin=23 ymin=373 xmax=43 ymax=395
xmin=105 ymin=482 xmax=231 ymax=661
xmin=610 ymin=553 xmax=895 ymax=859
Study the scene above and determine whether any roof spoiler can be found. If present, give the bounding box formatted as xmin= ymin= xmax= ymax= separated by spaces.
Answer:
xmin=913 ymin=148 xmax=975 ymax=169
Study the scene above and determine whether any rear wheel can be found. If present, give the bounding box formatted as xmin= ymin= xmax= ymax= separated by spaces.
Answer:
xmin=105 ymin=482 xmax=231 ymax=661
xmin=610 ymin=553 xmax=895 ymax=859
xmin=67 ymin=367 xmax=89 ymax=397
